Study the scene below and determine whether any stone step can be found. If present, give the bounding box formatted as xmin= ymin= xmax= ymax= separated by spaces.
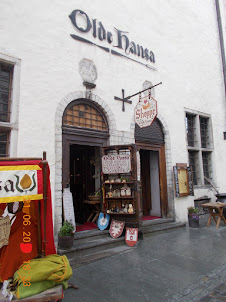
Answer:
xmin=141 ymin=221 xmax=186 ymax=238
xmin=141 ymin=217 xmax=174 ymax=227
xmin=71 ymin=218 xmax=175 ymax=244
xmin=58 ymin=218 xmax=186 ymax=267
xmin=72 ymin=228 xmax=109 ymax=243
xmin=67 ymin=245 xmax=133 ymax=268
xmin=58 ymin=232 xmax=125 ymax=258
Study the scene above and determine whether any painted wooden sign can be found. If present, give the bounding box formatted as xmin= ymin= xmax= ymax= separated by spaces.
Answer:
xmin=102 ymin=155 xmax=131 ymax=174
xmin=173 ymin=165 xmax=194 ymax=197
xmin=98 ymin=212 xmax=110 ymax=230
xmin=135 ymin=95 xmax=157 ymax=128
xmin=0 ymin=165 xmax=43 ymax=203
xmin=109 ymin=219 xmax=125 ymax=238
xmin=125 ymin=228 xmax=138 ymax=247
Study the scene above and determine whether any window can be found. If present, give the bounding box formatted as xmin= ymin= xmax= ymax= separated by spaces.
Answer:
xmin=0 ymin=131 xmax=10 ymax=157
xmin=63 ymin=102 xmax=108 ymax=131
xmin=0 ymin=54 xmax=19 ymax=158
xmin=186 ymin=112 xmax=213 ymax=186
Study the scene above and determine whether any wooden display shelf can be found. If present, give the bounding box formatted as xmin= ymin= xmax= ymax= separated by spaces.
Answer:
xmin=107 ymin=212 xmax=136 ymax=215
xmin=102 ymin=144 xmax=140 ymax=228
xmin=105 ymin=196 xmax=134 ymax=199
xmin=104 ymin=182 xmax=134 ymax=185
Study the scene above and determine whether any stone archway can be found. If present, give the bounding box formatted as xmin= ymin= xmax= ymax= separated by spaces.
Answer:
xmin=54 ymin=91 xmax=117 ymax=235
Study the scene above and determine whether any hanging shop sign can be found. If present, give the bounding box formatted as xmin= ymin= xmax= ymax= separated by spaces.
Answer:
xmin=109 ymin=220 xmax=125 ymax=238
xmin=0 ymin=165 xmax=43 ymax=203
xmin=69 ymin=9 xmax=156 ymax=69
xmin=135 ymin=95 xmax=157 ymax=128
xmin=125 ymin=228 xmax=138 ymax=247
xmin=102 ymin=154 xmax=131 ymax=174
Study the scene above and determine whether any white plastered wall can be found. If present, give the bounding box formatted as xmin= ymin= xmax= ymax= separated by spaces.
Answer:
xmin=0 ymin=0 xmax=225 ymax=229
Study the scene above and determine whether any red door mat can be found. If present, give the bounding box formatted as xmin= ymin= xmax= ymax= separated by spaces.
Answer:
xmin=141 ymin=216 xmax=161 ymax=221
xmin=76 ymin=222 xmax=98 ymax=232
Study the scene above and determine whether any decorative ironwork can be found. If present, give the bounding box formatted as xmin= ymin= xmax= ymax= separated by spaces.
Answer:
xmin=114 ymin=82 xmax=162 ymax=112
xmin=114 ymin=89 xmax=132 ymax=112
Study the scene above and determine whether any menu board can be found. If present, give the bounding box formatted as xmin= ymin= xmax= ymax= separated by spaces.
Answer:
xmin=102 ymin=154 xmax=131 ymax=174
xmin=178 ymin=168 xmax=189 ymax=195
xmin=173 ymin=165 xmax=192 ymax=197
xmin=63 ymin=188 xmax=76 ymax=230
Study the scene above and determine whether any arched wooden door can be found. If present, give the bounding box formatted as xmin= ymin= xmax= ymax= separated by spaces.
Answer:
xmin=135 ymin=119 xmax=168 ymax=218
xmin=62 ymin=99 xmax=109 ymax=223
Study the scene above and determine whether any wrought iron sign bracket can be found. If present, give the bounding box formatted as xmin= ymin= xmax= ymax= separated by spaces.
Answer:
xmin=114 ymin=89 xmax=132 ymax=112
xmin=114 ymin=82 xmax=162 ymax=112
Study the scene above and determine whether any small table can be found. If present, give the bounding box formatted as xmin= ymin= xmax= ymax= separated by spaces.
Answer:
xmin=202 ymin=202 xmax=226 ymax=229
xmin=84 ymin=200 xmax=101 ymax=223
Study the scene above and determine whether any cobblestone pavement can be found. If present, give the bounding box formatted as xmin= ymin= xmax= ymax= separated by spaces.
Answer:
xmin=64 ymin=216 xmax=226 ymax=302
xmin=169 ymin=263 xmax=226 ymax=301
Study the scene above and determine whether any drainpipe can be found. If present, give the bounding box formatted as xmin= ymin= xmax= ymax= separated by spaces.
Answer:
xmin=215 ymin=0 xmax=226 ymax=96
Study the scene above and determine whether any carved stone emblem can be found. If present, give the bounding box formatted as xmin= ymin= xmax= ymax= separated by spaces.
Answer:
xmin=79 ymin=59 xmax=97 ymax=83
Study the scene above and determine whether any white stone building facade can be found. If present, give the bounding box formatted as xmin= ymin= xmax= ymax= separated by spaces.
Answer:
xmin=0 ymin=0 xmax=226 ymax=236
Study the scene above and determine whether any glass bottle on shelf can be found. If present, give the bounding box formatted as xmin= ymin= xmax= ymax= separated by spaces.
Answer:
xmin=120 ymin=184 xmax=126 ymax=196
xmin=126 ymin=185 xmax=131 ymax=196
xmin=128 ymin=203 xmax=134 ymax=214
xmin=108 ymin=184 xmax=113 ymax=197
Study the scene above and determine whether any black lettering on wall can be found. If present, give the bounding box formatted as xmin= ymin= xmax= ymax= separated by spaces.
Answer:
xmin=69 ymin=9 xmax=92 ymax=33
xmin=92 ymin=19 xmax=97 ymax=38
xmin=69 ymin=9 xmax=156 ymax=65
xmin=137 ymin=45 xmax=145 ymax=58
xmin=149 ymin=51 xmax=155 ymax=63
xmin=129 ymin=41 xmax=137 ymax=54
xmin=98 ymin=22 xmax=106 ymax=41
xmin=107 ymin=31 xmax=113 ymax=43
xmin=114 ymin=28 xmax=130 ymax=54
xmin=144 ymin=48 xmax=149 ymax=60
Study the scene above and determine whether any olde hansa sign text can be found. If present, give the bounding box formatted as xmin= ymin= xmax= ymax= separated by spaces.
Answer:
xmin=135 ymin=95 xmax=157 ymax=128
xmin=0 ymin=165 xmax=43 ymax=203
xmin=69 ymin=9 xmax=155 ymax=69
xmin=102 ymin=155 xmax=131 ymax=174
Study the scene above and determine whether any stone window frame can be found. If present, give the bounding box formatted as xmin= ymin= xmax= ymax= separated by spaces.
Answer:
xmin=185 ymin=109 xmax=214 ymax=187
xmin=0 ymin=52 xmax=20 ymax=157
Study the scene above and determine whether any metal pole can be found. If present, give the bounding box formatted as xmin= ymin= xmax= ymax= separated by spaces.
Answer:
xmin=124 ymin=82 xmax=162 ymax=100
xmin=215 ymin=0 xmax=226 ymax=95
xmin=37 ymin=200 xmax=42 ymax=256
xmin=42 ymin=151 xmax=47 ymax=256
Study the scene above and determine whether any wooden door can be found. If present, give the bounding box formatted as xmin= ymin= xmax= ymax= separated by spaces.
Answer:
xmin=136 ymin=143 xmax=168 ymax=218
xmin=140 ymin=150 xmax=151 ymax=216
xmin=70 ymin=145 xmax=95 ymax=223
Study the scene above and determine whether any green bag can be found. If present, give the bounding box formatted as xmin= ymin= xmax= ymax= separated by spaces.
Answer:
xmin=13 ymin=254 xmax=72 ymax=299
